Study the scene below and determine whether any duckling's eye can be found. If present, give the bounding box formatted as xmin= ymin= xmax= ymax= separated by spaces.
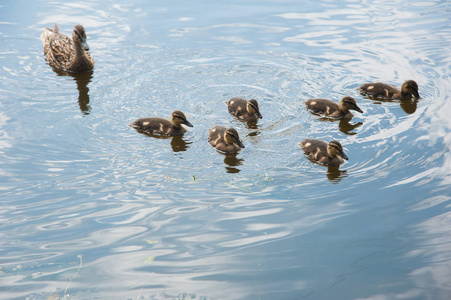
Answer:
xmin=227 ymin=133 xmax=237 ymax=140
xmin=329 ymin=144 xmax=342 ymax=152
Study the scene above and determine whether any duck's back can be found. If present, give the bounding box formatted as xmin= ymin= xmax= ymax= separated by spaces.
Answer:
xmin=42 ymin=26 xmax=75 ymax=71
xmin=41 ymin=25 xmax=94 ymax=73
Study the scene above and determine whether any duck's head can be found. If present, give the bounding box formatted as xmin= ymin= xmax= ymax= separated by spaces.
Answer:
xmin=340 ymin=96 xmax=363 ymax=113
xmin=224 ymin=128 xmax=245 ymax=148
xmin=402 ymin=80 xmax=420 ymax=99
xmin=73 ymin=25 xmax=90 ymax=51
xmin=171 ymin=110 xmax=193 ymax=127
xmin=327 ymin=141 xmax=348 ymax=160
xmin=247 ymin=99 xmax=263 ymax=119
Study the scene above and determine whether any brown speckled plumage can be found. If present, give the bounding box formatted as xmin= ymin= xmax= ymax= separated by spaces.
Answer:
xmin=41 ymin=24 xmax=95 ymax=73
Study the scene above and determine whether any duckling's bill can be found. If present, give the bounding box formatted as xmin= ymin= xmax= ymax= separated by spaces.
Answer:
xmin=236 ymin=139 xmax=245 ymax=148
xmin=183 ymin=119 xmax=193 ymax=127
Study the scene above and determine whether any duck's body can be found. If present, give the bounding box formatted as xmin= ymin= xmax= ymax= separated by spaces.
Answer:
xmin=41 ymin=24 xmax=95 ymax=73
xmin=130 ymin=110 xmax=193 ymax=136
xmin=299 ymin=139 xmax=348 ymax=166
xmin=226 ymin=98 xmax=262 ymax=122
xmin=304 ymin=96 xmax=363 ymax=119
xmin=208 ymin=126 xmax=245 ymax=153
xmin=358 ymin=80 xmax=420 ymax=100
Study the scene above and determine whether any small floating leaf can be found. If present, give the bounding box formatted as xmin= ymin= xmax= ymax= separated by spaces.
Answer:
xmin=145 ymin=240 xmax=159 ymax=245
xmin=144 ymin=256 xmax=155 ymax=264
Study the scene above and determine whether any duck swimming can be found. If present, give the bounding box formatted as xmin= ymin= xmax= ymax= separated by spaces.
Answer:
xmin=304 ymin=96 xmax=363 ymax=119
xmin=299 ymin=139 xmax=348 ymax=166
xmin=130 ymin=110 xmax=193 ymax=136
xmin=225 ymin=98 xmax=262 ymax=122
xmin=358 ymin=80 xmax=420 ymax=100
xmin=41 ymin=24 xmax=95 ymax=73
xmin=208 ymin=126 xmax=245 ymax=153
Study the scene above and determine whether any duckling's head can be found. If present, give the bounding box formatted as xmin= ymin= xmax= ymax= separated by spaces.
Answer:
xmin=73 ymin=25 xmax=90 ymax=51
xmin=224 ymin=128 xmax=245 ymax=148
xmin=247 ymin=99 xmax=263 ymax=119
xmin=171 ymin=110 xmax=193 ymax=127
xmin=402 ymin=80 xmax=420 ymax=99
xmin=340 ymin=96 xmax=363 ymax=113
xmin=327 ymin=141 xmax=348 ymax=160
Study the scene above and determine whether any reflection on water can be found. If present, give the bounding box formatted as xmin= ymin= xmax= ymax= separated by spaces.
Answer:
xmin=400 ymin=99 xmax=418 ymax=115
xmin=327 ymin=165 xmax=347 ymax=182
xmin=170 ymin=136 xmax=191 ymax=152
xmin=0 ymin=0 xmax=450 ymax=299
xmin=338 ymin=119 xmax=363 ymax=135
xmin=131 ymin=128 xmax=192 ymax=153
xmin=245 ymin=121 xmax=261 ymax=137
xmin=222 ymin=152 xmax=244 ymax=173
xmin=316 ymin=116 xmax=363 ymax=135
xmin=363 ymin=96 xmax=418 ymax=115
xmin=53 ymin=68 xmax=93 ymax=115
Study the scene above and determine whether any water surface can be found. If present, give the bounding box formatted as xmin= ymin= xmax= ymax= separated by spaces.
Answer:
xmin=1 ymin=0 xmax=451 ymax=299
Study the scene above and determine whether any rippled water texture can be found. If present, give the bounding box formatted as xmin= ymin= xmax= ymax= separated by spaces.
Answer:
xmin=1 ymin=0 xmax=451 ymax=299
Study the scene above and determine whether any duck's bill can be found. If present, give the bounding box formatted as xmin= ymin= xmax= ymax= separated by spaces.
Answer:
xmin=81 ymin=40 xmax=90 ymax=51
xmin=236 ymin=140 xmax=245 ymax=149
xmin=413 ymin=90 xmax=420 ymax=99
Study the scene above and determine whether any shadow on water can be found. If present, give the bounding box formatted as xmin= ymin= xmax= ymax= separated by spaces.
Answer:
xmin=53 ymin=68 xmax=93 ymax=115
xmin=222 ymin=152 xmax=244 ymax=173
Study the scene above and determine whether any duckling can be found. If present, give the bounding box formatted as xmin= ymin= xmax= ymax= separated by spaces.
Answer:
xmin=130 ymin=110 xmax=193 ymax=136
xmin=304 ymin=96 xmax=363 ymax=119
xmin=226 ymin=98 xmax=263 ymax=122
xmin=299 ymin=139 xmax=348 ymax=166
xmin=208 ymin=126 xmax=245 ymax=153
xmin=41 ymin=24 xmax=95 ymax=73
xmin=358 ymin=80 xmax=420 ymax=100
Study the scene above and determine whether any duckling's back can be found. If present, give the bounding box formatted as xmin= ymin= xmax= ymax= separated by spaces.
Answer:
xmin=131 ymin=117 xmax=181 ymax=136
xmin=358 ymin=82 xmax=398 ymax=99
xmin=304 ymin=98 xmax=340 ymax=116
xmin=226 ymin=98 xmax=248 ymax=117
xmin=208 ymin=125 xmax=226 ymax=147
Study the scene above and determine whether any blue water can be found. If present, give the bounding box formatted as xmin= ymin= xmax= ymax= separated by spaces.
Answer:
xmin=1 ymin=0 xmax=451 ymax=299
